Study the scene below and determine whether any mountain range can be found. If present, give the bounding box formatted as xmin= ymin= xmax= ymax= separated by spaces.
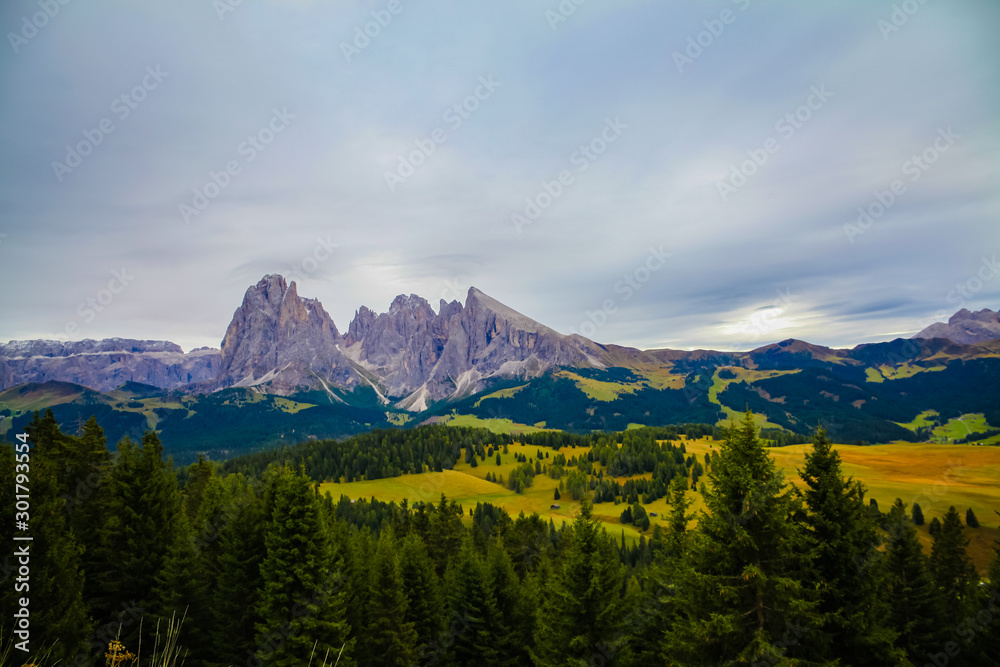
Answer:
xmin=1 ymin=276 xmax=998 ymax=460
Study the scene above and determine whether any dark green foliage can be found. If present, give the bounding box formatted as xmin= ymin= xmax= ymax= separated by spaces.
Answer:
xmin=90 ymin=430 xmax=183 ymax=634
xmin=11 ymin=413 xmax=91 ymax=660
xmin=365 ymin=530 xmax=418 ymax=665
xmin=221 ymin=424 xmax=506 ymax=481
xmin=666 ymin=411 xmax=823 ymax=665
xmin=912 ymin=502 xmax=924 ymax=525
xmin=183 ymin=453 xmax=215 ymax=520
xmin=966 ymin=507 xmax=979 ymax=528
xmin=930 ymin=516 xmax=942 ymax=537
xmin=255 ymin=466 xmax=351 ymax=666
xmin=533 ymin=497 xmax=625 ymax=665
xmin=930 ymin=506 xmax=978 ymax=620
xmin=444 ymin=540 xmax=500 ymax=665
xmin=205 ymin=474 xmax=266 ymax=664
xmin=798 ymin=427 xmax=904 ymax=664
xmin=884 ymin=499 xmax=945 ymax=661
xmin=5 ymin=412 xmax=996 ymax=665
xmin=399 ymin=534 xmax=445 ymax=661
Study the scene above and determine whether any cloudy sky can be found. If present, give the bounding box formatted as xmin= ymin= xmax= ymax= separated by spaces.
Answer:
xmin=1 ymin=0 xmax=997 ymax=353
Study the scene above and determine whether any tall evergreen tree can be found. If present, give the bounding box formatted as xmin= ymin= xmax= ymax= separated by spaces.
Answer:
xmin=798 ymin=427 xmax=903 ymax=664
xmin=399 ymin=533 xmax=446 ymax=662
xmin=65 ymin=416 xmax=112 ymax=612
xmin=91 ymin=431 xmax=183 ymax=633
xmin=209 ymin=474 xmax=266 ymax=666
xmin=533 ymin=496 xmax=624 ymax=666
xmin=666 ymin=412 xmax=823 ymax=665
xmin=487 ymin=537 xmax=533 ymax=666
xmin=183 ymin=453 xmax=215 ymax=521
xmin=883 ymin=499 xmax=944 ymax=661
xmin=428 ymin=494 xmax=464 ymax=575
xmin=365 ymin=530 xmax=417 ymax=666
xmin=930 ymin=505 xmax=978 ymax=620
xmin=254 ymin=466 xmax=351 ymax=666
xmin=664 ymin=474 xmax=692 ymax=558
xmin=445 ymin=539 xmax=500 ymax=665
xmin=153 ymin=510 xmax=211 ymax=661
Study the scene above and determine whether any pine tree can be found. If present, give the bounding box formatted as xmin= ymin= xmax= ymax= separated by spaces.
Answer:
xmin=487 ymin=538 xmax=532 ymax=666
xmin=883 ymin=499 xmax=944 ymax=661
xmin=912 ymin=502 xmax=924 ymax=526
xmin=798 ymin=427 xmax=903 ymax=665
xmin=399 ymin=533 xmax=445 ymax=662
xmin=66 ymin=416 xmax=112 ymax=614
xmin=153 ymin=511 xmax=211 ymax=659
xmin=665 ymin=475 xmax=692 ymax=548
xmin=254 ymin=466 xmax=351 ymax=666
xmin=183 ymin=454 xmax=215 ymax=521
xmin=91 ymin=431 xmax=183 ymax=641
xmin=929 ymin=516 xmax=942 ymax=537
xmin=428 ymin=494 xmax=463 ymax=575
xmin=444 ymin=539 xmax=500 ymax=665
xmin=365 ymin=530 xmax=417 ymax=666
xmin=208 ymin=475 xmax=266 ymax=666
xmin=533 ymin=496 xmax=624 ymax=666
xmin=965 ymin=508 xmax=979 ymax=528
xmin=930 ymin=505 xmax=977 ymax=620
xmin=665 ymin=412 xmax=823 ymax=665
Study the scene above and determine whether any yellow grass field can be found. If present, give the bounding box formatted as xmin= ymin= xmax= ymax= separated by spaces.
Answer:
xmin=684 ymin=439 xmax=1000 ymax=573
xmin=319 ymin=439 xmax=1000 ymax=573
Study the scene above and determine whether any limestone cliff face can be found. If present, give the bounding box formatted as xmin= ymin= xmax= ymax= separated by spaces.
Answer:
xmin=0 ymin=277 xmax=603 ymax=405
xmin=343 ymin=287 xmax=606 ymax=407
xmin=216 ymin=274 xmax=359 ymax=394
xmin=0 ymin=339 xmax=219 ymax=392
xmin=913 ymin=308 xmax=1000 ymax=345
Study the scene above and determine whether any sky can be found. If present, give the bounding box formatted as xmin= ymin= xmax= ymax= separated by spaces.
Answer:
xmin=0 ymin=0 xmax=998 ymax=353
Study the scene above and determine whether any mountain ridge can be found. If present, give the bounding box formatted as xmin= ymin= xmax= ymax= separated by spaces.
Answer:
xmin=2 ymin=275 xmax=997 ymax=412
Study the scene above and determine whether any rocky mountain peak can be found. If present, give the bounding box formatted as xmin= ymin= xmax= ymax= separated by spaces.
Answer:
xmin=389 ymin=294 xmax=435 ymax=317
xmin=913 ymin=307 xmax=1000 ymax=345
xmin=216 ymin=275 xmax=353 ymax=392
